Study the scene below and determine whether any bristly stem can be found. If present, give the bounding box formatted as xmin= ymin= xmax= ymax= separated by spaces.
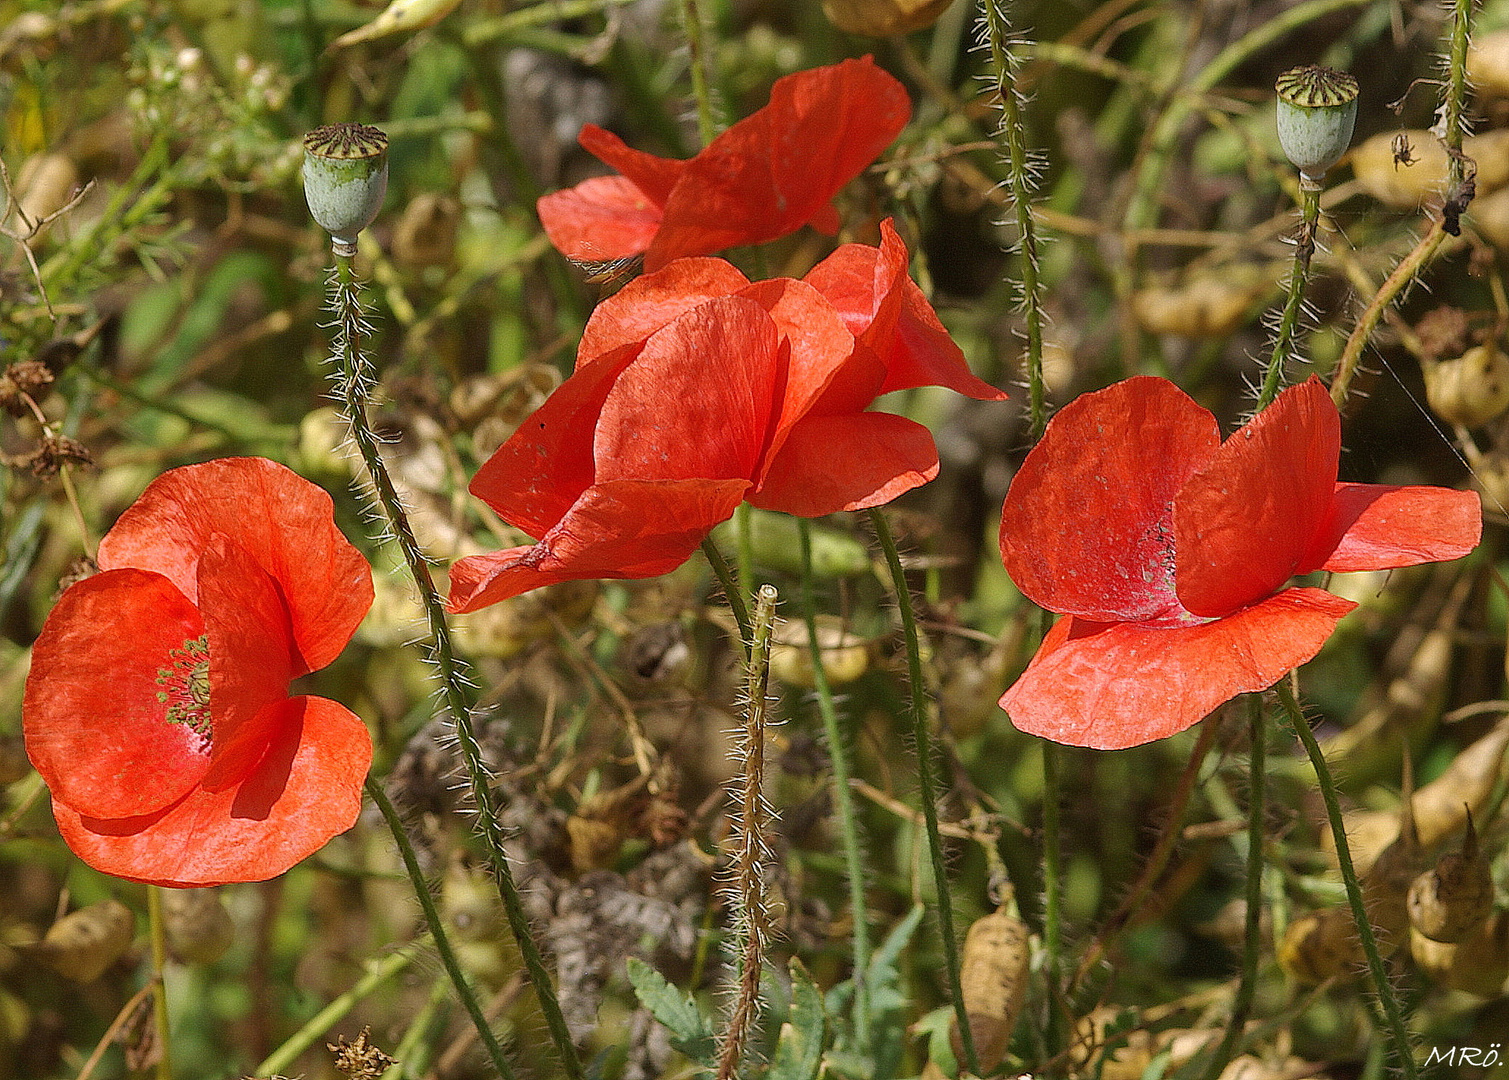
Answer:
xmin=798 ymin=519 xmax=872 ymax=1053
xmin=701 ymin=535 xmax=753 ymax=650
xmin=326 ymin=254 xmax=584 ymax=1080
xmin=1197 ymin=696 xmax=1267 ymax=1080
xmin=677 ymin=0 xmax=719 ymax=146
xmin=867 ymin=507 xmax=978 ymax=1076
xmin=1277 ymin=680 xmax=1418 ymax=1080
xmin=147 ymin=887 xmax=173 ymax=1080
xmin=716 ymin=583 xmax=780 ymax=1080
xmin=364 ymin=779 xmax=516 ymax=1080
xmin=1258 ymin=183 xmax=1320 ymax=411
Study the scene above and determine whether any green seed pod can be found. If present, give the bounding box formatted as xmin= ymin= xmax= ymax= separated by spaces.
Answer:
xmin=302 ymin=123 xmax=389 ymax=256
xmin=1275 ymin=66 xmax=1359 ymax=188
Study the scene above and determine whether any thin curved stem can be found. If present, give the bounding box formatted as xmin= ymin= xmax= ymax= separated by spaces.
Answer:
xmin=147 ymin=887 xmax=173 ymax=1080
xmin=328 ymin=255 xmax=583 ymax=1080
xmin=1258 ymin=184 xmax=1320 ymax=411
xmin=701 ymin=535 xmax=752 ymax=649
xmin=868 ymin=507 xmax=978 ymax=1077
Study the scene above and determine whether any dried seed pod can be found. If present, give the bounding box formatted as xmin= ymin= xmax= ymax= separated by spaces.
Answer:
xmin=1411 ymin=908 xmax=1509 ymax=997
xmin=162 ymin=888 xmax=234 ymax=965
xmin=1410 ymin=715 xmax=1509 ymax=849
xmin=822 ymin=0 xmax=955 ymax=35
xmin=391 ymin=192 xmax=459 ymax=270
xmin=14 ymin=151 xmax=79 ymax=229
xmin=769 ymin=615 xmax=870 ymax=688
xmin=1423 ymin=343 xmax=1509 ymax=427
xmin=1352 ymin=128 xmax=1509 ymax=209
xmin=950 ymin=906 xmax=1031 ymax=1073
xmin=1359 ymin=780 xmax=1423 ymax=956
xmin=1468 ymin=29 xmax=1509 ymax=100
xmin=1131 ymin=269 xmax=1271 ymax=338
xmin=36 ymin=900 xmax=135 ymax=983
xmin=1408 ymin=813 xmax=1495 ymax=943
xmin=1277 ymin=907 xmax=1363 ymax=984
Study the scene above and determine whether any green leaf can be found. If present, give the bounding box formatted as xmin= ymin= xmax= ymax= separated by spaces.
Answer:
xmin=625 ymin=957 xmax=716 ymax=1068
xmin=767 ymin=958 xmax=826 ymax=1080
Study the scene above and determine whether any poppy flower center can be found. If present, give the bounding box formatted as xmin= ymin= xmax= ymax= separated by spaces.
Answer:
xmin=155 ymin=635 xmax=212 ymax=744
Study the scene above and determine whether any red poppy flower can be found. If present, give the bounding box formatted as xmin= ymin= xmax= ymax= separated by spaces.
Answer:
xmin=998 ymin=377 xmax=1481 ymax=750
xmin=23 ymin=458 xmax=374 ymax=887
xmin=536 ymin=57 xmax=910 ymax=273
xmin=447 ymin=219 xmax=1005 ymax=613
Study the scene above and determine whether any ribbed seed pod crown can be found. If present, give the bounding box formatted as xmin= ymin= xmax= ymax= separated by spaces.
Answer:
xmin=303 ymin=123 xmax=389 ymax=256
xmin=1275 ymin=66 xmax=1359 ymax=187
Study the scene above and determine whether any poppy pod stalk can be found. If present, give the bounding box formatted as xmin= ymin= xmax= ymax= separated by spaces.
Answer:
xmin=303 ymin=123 xmax=389 ymax=256
xmin=1275 ymin=66 xmax=1359 ymax=189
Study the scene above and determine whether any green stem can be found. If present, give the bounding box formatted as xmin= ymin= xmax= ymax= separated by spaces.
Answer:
xmin=328 ymin=255 xmax=584 ymax=1080
xmin=677 ymin=0 xmax=719 ymax=146
xmin=798 ymin=519 xmax=872 ymax=1053
xmin=1277 ymin=681 xmax=1418 ymax=1080
xmin=1197 ymin=696 xmax=1267 ymax=1080
xmin=254 ymin=931 xmax=420 ymax=1079
xmin=147 ymin=887 xmax=173 ymax=1080
xmin=1040 ymin=729 xmax=1064 ymax=1049
xmin=867 ymin=507 xmax=977 ymax=1077
xmin=700 ymin=536 xmax=752 ymax=650
xmin=1258 ymin=184 xmax=1320 ymax=411
xmin=364 ymin=779 xmax=515 ymax=1080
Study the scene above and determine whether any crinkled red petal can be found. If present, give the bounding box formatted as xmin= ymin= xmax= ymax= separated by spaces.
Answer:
xmin=446 ymin=478 xmax=751 ymax=613
xmin=644 ymin=57 xmax=910 ymax=270
xmin=51 ymin=695 xmax=371 ymax=887
xmin=999 ymin=587 xmax=1356 ymax=749
xmin=576 ymin=257 xmax=750 ymax=368
xmin=594 ymin=296 xmax=781 ymax=485
xmin=577 ymin=124 xmax=686 ymax=207
xmin=198 ymin=536 xmax=295 ymax=792
xmin=95 ymin=458 xmax=371 ymax=675
xmin=469 ymin=343 xmax=642 ymax=539
xmin=536 ymin=176 xmax=663 ymax=265
xmin=1306 ymin=482 xmax=1481 ymax=572
xmin=1174 ymin=378 xmax=1339 ymax=618
xmin=1000 ymin=377 xmax=1219 ymax=622
xmin=23 ymin=569 xmax=209 ymax=819
xmin=750 ymin=411 xmax=938 ymax=517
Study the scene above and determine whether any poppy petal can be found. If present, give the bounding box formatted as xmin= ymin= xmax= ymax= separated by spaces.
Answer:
xmin=95 ymin=458 xmax=371 ymax=675
xmin=51 ymin=695 xmax=371 ymax=887
xmin=469 ymin=343 xmax=642 ymax=539
xmin=576 ymin=257 xmax=750 ymax=367
xmin=644 ymin=57 xmax=910 ymax=270
xmin=999 ymin=587 xmax=1356 ymax=749
xmin=198 ymin=536 xmax=295 ymax=792
xmin=1306 ymin=482 xmax=1481 ymax=572
xmin=577 ymin=124 xmax=686 ymax=207
xmin=1000 ymin=378 xmax=1220 ymax=622
xmin=1174 ymin=379 xmax=1340 ymax=617
xmin=23 ymin=569 xmax=209 ymax=819
xmin=446 ymin=478 xmax=751 ymax=613
xmin=594 ymin=296 xmax=782 ymax=484
xmin=536 ymin=175 xmax=663 ymax=265
xmin=750 ymin=411 xmax=939 ymax=517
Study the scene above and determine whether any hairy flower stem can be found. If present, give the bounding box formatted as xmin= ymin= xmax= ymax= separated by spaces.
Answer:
xmin=701 ymin=536 xmax=753 ymax=649
xmin=1197 ymin=697 xmax=1267 ymax=1080
xmin=798 ymin=519 xmax=872 ymax=1052
xmin=147 ymin=887 xmax=173 ymax=1080
xmin=1277 ymin=681 xmax=1418 ymax=1080
xmin=364 ymin=779 xmax=516 ymax=1080
xmin=868 ymin=507 xmax=979 ymax=1076
xmin=1258 ymin=184 xmax=1320 ymax=411
xmin=678 ymin=0 xmax=720 ymax=146
xmin=327 ymin=254 xmax=584 ymax=1080
xmin=717 ymin=583 xmax=780 ymax=1080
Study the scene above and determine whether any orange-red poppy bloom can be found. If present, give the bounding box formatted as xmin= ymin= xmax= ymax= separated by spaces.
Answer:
xmin=998 ymin=377 xmax=1481 ymax=750
xmin=23 ymin=458 xmax=374 ymax=887
xmin=447 ymin=220 xmax=1005 ymax=613
xmin=536 ymin=56 xmax=910 ymax=273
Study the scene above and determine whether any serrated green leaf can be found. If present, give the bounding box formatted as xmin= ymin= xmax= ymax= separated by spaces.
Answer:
xmin=625 ymin=957 xmax=716 ymax=1068
xmin=767 ymin=958 xmax=826 ymax=1080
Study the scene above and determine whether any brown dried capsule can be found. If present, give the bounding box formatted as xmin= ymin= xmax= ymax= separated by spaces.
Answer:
xmin=1407 ymin=812 xmax=1495 ymax=943
xmin=1423 ymin=343 xmax=1509 ymax=427
xmin=1410 ymin=908 xmax=1509 ymax=997
xmin=1277 ymin=907 xmax=1363 ymax=985
xmin=36 ymin=900 xmax=135 ymax=983
xmin=951 ymin=906 xmax=1031 ymax=1074
xmin=163 ymin=888 xmax=234 ymax=965
xmin=822 ymin=0 xmax=955 ymax=36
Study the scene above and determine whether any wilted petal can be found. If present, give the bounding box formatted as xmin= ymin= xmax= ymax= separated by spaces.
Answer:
xmin=1308 ymin=482 xmax=1482 ymax=572
xmin=23 ymin=570 xmax=209 ymax=819
xmin=536 ymin=175 xmax=663 ymax=265
xmin=1175 ymin=378 xmax=1339 ymax=618
xmin=1000 ymin=587 xmax=1357 ymax=749
xmin=52 ymin=696 xmax=371 ymax=888
xmin=1000 ymin=378 xmax=1220 ymax=623
xmin=750 ymin=411 xmax=938 ymax=517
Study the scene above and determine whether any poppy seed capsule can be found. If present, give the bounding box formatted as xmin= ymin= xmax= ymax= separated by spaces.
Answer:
xmin=1407 ymin=814 xmax=1494 ymax=943
xmin=1423 ymin=343 xmax=1509 ymax=427
xmin=1275 ymin=66 xmax=1359 ymax=188
xmin=303 ymin=123 xmax=388 ymax=256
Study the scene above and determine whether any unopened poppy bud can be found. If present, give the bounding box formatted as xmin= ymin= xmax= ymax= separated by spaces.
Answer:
xmin=1275 ymin=66 xmax=1359 ymax=189
xmin=303 ymin=123 xmax=388 ymax=256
